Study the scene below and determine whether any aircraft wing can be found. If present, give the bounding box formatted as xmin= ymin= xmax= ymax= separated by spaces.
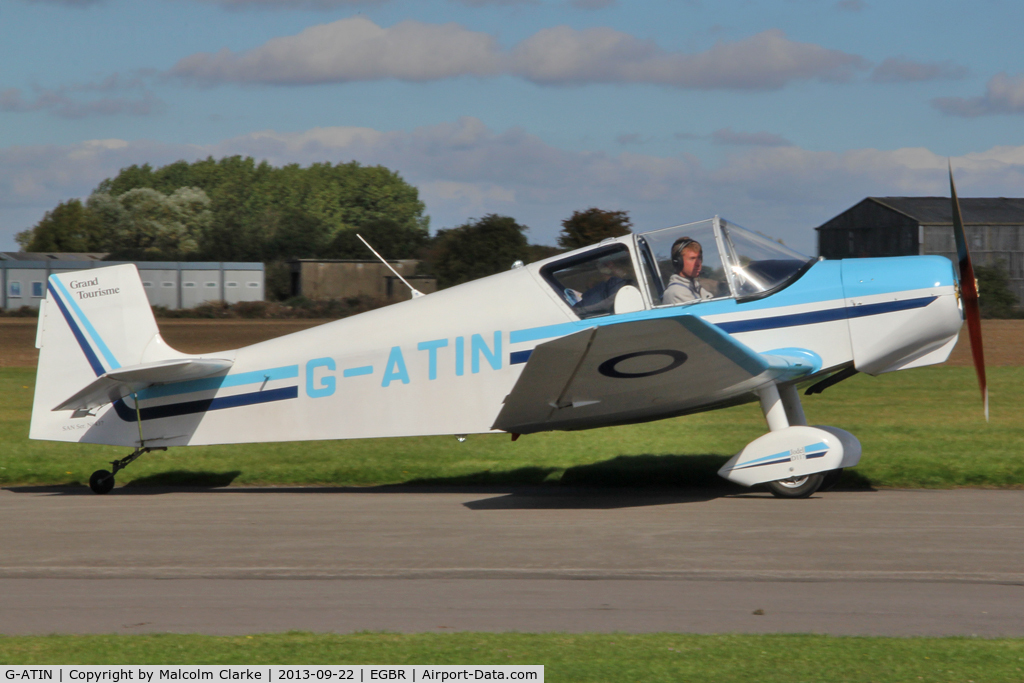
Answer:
xmin=493 ymin=315 xmax=813 ymax=434
xmin=53 ymin=358 xmax=234 ymax=412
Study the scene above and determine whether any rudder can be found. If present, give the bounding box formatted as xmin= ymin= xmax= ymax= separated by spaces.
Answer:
xmin=30 ymin=264 xmax=186 ymax=442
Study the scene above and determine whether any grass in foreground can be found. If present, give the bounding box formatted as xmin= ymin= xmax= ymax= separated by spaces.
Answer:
xmin=2 ymin=633 xmax=1024 ymax=682
xmin=1 ymin=366 xmax=1021 ymax=490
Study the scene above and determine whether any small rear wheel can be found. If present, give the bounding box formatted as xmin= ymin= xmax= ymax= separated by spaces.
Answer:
xmin=767 ymin=473 xmax=824 ymax=499
xmin=89 ymin=470 xmax=115 ymax=495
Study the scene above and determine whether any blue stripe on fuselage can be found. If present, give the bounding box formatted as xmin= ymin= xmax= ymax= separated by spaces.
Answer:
xmin=509 ymin=296 xmax=938 ymax=345
xmin=136 ymin=365 xmax=300 ymax=400
xmin=509 ymin=259 xmax=945 ymax=346
xmin=510 ymin=322 xmax=581 ymax=344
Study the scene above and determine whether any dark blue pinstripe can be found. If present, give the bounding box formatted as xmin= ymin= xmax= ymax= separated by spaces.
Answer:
xmin=113 ymin=386 xmax=299 ymax=422
xmin=47 ymin=283 xmax=105 ymax=377
xmin=715 ymin=296 xmax=937 ymax=334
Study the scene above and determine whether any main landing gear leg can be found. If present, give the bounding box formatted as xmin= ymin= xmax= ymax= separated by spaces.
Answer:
xmin=757 ymin=384 xmax=824 ymax=499
xmin=89 ymin=391 xmax=167 ymax=495
xmin=720 ymin=385 xmax=859 ymax=496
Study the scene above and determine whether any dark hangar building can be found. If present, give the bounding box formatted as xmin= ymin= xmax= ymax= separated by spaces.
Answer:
xmin=816 ymin=197 xmax=1024 ymax=305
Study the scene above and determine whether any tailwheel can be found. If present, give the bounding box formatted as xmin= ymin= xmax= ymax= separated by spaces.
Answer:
xmin=86 ymin=446 xmax=164 ymax=494
xmin=89 ymin=470 xmax=115 ymax=495
xmin=767 ymin=473 xmax=824 ymax=499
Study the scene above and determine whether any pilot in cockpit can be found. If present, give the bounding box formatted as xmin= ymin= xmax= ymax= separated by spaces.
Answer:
xmin=662 ymin=236 xmax=715 ymax=305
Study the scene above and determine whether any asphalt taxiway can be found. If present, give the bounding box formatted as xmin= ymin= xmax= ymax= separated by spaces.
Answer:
xmin=1 ymin=487 xmax=1021 ymax=636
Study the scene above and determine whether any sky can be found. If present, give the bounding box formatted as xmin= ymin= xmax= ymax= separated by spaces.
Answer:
xmin=2 ymin=0 xmax=1023 ymax=255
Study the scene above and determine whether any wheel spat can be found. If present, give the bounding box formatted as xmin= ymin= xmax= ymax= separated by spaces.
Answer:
xmin=949 ymin=163 xmax=988 ymax=421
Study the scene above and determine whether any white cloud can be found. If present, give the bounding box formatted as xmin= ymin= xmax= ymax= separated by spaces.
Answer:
xmin=835 ymin=0 xmax=866 ymax=11
xmin=510 ymin=27 xmax=867 ymax=89
xmin=0 ymin=87 xmax=162 ymax=119
xmin=420 ymin=180 xmax=517 ymax=223
xmin=187 ymin=0 xmax=534 ymax=7
xmin=171 ymin=19 xmax=868 ymax=90
xmin=0 ymin=139 xmax=191 ymax=210
xmin=933 ymin=73 xmax=1024 ymax=117
xmin=170 ymin=17 xmax=502 ymax=85
xmin=711 ymin=127 xmax=792 ymax=147
xmin=18 ymin=0 xmax=102 ymax=5
xmin=192 ymin=0 xmax=386 ymax=9
xmin=871 ymin=56 xmax=969 ymax=83
xmin=5 ymin=118 xmax=1024 ymax=253
xmin=451 ymin=0 xmax=539 ymax=6
xmin=569 ymin=0 xmax=616 ymax=9
xmin=0 ymin=75 xmax=162 ymax=119
xmin=616 ymin=133 xmax=644 ymax=145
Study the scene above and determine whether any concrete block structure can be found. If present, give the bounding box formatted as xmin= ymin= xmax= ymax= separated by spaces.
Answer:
xmin=289 ymin=259 xmax=437 ymax=304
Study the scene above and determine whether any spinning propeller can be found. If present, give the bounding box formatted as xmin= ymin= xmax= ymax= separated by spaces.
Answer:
xmin=949 ymin=163 xmax=988 ymax=421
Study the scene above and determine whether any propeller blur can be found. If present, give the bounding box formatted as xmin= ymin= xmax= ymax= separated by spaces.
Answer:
xmin=949 ymin=162 xmax=989 ymax=420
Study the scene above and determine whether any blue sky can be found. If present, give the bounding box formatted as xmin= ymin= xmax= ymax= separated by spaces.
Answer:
xmin=2 ymin=0 xmax=1023 ymax=254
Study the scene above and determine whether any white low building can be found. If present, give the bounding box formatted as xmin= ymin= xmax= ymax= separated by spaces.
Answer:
xmin=1 ymin=253 xmax=264 ymax=311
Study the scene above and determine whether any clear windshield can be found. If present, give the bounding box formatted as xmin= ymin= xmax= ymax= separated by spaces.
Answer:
xmin=638 ymin=217 xmax=811 ymax=304
xmin=717 ymin=218 xmax=811 ymax=298
xmin=638 ymin=219 xmax=729 ymax=305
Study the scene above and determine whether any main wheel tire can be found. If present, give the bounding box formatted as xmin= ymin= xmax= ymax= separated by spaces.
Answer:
xmin=819 ymin=468 xmax=844 ymax=492
xmin=767 ymin=472 xmax=824 ymax=499
xmin=89 ymin=470 xmax=115 ymax=495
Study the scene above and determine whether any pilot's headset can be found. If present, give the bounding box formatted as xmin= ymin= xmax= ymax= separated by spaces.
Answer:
xmin=670 ymin=237 xmax=699 ymax=273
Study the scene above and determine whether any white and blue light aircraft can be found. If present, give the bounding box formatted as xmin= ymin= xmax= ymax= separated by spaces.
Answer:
xmin=30 ymin=172 xmax=987 ymax=497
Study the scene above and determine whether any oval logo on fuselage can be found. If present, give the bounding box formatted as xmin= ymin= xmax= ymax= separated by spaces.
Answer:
xmin=597 ymin=350 xmax=688 ymax=379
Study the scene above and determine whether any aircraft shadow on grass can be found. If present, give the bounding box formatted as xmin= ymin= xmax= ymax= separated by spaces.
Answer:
xmin=4 ymin=470 xmax=242 ymax=495
xmin=4 ymin=453 xmax=874 ymax=506
xmin=454 ymin=453 xmax=875 ymax=509
xmin=122 ymin=470 xmax=243 ymax=491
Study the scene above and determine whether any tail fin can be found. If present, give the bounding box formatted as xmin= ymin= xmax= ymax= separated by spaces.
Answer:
xmin=30 ymin=264 xmax=193 ymax=442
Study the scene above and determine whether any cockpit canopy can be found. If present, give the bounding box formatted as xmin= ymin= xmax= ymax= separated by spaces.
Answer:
xmin=638 ymin=217 xmax=812 ymax=304
xmin=540 ymin=216 xmax=813 ymax=320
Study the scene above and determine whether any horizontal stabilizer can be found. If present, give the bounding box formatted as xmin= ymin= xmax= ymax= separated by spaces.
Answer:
xmin=54 ymin=358 xmax=234 ymax=412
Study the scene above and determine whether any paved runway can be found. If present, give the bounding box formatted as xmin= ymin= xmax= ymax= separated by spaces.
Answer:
xmin=1 ymin=486 xmax=1021 ymax=636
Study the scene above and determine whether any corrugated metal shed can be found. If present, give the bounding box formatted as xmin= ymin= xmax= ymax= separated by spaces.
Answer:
xmin=816 ymin=196 xmax=1024 ymax=309
xmin=868 ymin=197 xmax=1024 ymax=225
xmin=2 ymin=257 xmax=264 ymax=311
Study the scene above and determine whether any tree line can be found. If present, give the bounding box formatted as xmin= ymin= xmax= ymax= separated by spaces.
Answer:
xmin=17 ymin=157 xmax=633 ymax=295
xmin=17 ymin=156 xmax=429 ymax=263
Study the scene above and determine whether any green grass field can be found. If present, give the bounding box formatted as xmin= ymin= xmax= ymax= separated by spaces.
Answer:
xmin=2 ymin=365 xmax=1021 ymax=490
xmin=1 ymin=633 xmax=1024 ymax=682
xmin=3 ymin=367 xmax=1023 ymax=677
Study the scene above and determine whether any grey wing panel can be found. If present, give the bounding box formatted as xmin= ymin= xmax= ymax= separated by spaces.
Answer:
xmin=491 ymin=327 xmax=599 ymax=431
xmin=493 ymin=316 xmax=771 ymax=433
